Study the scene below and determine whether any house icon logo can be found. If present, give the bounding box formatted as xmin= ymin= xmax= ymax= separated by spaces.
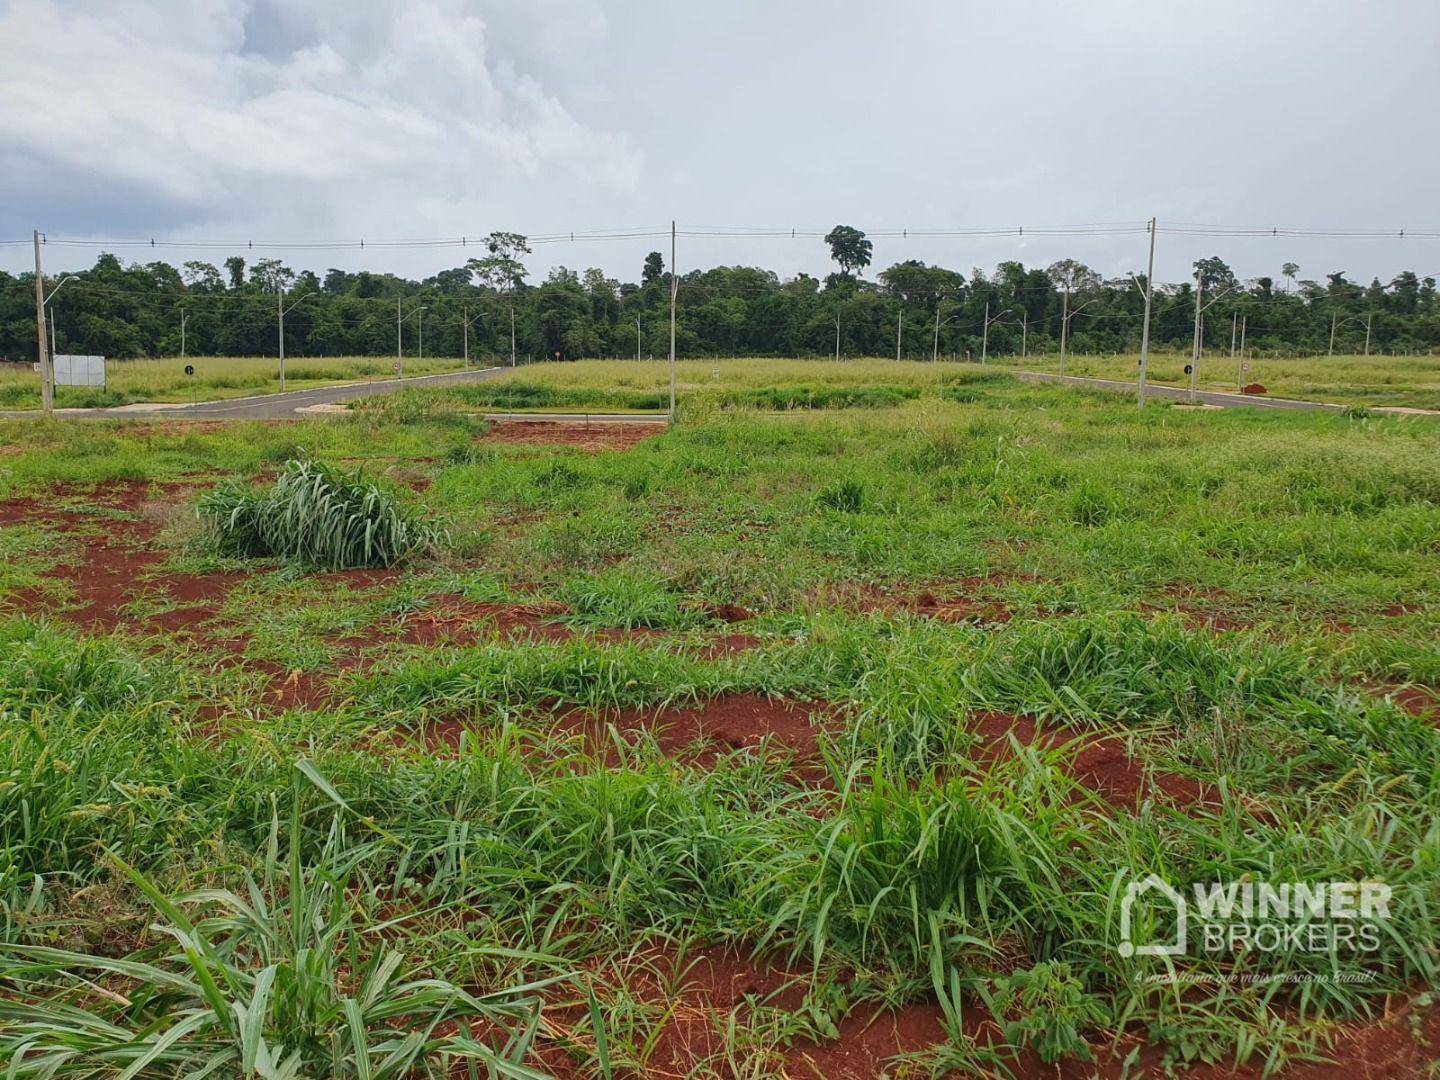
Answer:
xmin=1118 ymin=873 xmax=1187 ymax=957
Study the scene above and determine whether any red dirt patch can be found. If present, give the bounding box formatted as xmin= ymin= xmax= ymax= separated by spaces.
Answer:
xmin=415 ymin=693 xmax=835 ymax=783
xmin=389 ymin=595 xmax=573 ymax=646
xmin=785 ymin=1003 xmax=950 ymax=1079
xmin=480 ymin=420 xmax=663 ymax=452
xmin=822 ymin=577 xmax=1016 ymax=624
xmin=561 ymin=693 xmax=834 ymax=778
xmin=1381 ymin=683 xmax=1440 ymax=719
xmin=1241 ymin=382 xmax=1268 ymax=395
xmin=968 ymin=711 xmax=1216 ymax=811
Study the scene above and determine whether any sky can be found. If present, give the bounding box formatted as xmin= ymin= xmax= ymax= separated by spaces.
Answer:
xmin=2 ymin=0 xmax=1438 ymax=288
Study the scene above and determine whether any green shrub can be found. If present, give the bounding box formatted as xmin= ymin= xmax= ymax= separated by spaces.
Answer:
xmin=816 ymin=479 xmax=866 ymax=513
xmin=198 ymin=457 xmax=442 ymax=569
xmin=980 ymin=962 xmax=1106 ymax=1064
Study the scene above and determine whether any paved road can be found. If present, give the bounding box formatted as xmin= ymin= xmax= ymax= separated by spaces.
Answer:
xmin=1009 ymin=370 xmax=1345 ymax=411
xmin=0 ymin=365 xmax=508 ymax=421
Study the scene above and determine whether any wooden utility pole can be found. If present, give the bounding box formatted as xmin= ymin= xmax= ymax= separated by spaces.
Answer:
xmin=895 ymin=312 xmax=902 ymax=361
xmin=34 ymin=230 xmax=52 ymax=414
xmin=462 ymin=305 xmax=468 ymax=366
xmin=396 ymin=298 xmax=403 ymax=373
xmin=981 ymin=301 xmax=990 ymax=363
xmin=932 ymin=308 xmax=940 ymax=363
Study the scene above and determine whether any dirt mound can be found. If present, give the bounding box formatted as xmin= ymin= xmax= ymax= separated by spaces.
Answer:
xmin=480 ymin=420 xmax=662 ymax=452
xmin=1241 ymin=382 xmax=1268 ymax=395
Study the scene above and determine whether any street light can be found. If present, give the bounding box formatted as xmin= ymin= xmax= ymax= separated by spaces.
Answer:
xmin=932 ymin=308 xmax=964 ymax=362
xmin=395 ymin=300 xmax=427 ymax=377
xmin=981 ymin=303 xmax=1011 ymax=364
xmin=461 ymin=306 xmax=488 ymax=367
xmin=1187 ymin=278 xmax=1238 ymax=403
xmin=1058 ymin=297 xmax=1100 ymax=378
xmin=1328 ymin=313 xmax=1369 ymax=357
xmin=277 ymin=289 xmax=312 ymax=392
xmin=43 ymin=275 xmax=78 ymax=360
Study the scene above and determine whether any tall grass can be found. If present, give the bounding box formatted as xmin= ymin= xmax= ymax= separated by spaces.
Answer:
xmin=199 ymin=457 xmax=443 ymax=569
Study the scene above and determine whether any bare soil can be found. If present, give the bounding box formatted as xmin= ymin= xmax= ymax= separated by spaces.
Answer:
xmin=479 ymin=420 xmax=663 ymax=452
xmin=969 ymin=710 xmax=1218 ymax=811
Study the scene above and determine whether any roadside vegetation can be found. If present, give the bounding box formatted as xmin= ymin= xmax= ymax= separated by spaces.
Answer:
xmin=0 ymin=366 xmax=1437 ymax=1075
xmin=0 ymin=355 xmax=468 ymax=409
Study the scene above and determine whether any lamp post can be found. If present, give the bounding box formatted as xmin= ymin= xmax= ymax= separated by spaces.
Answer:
xmin=42 ymin=274 xmax=77 ymax=361
xmin=932 ymin=309 xmax=965 ymax=362
xmin=461 ymin=307 xmax=488 ymax=366
xmin=276 ymin=289 xmax=312 ymax=392
xmin=1058 ymin=297 xmax=1099 ymax=378
xmin=981 ymin=303 xmax=1011 ymax=364
xmin=1187 ymin=277 xmax=1237 ymax=403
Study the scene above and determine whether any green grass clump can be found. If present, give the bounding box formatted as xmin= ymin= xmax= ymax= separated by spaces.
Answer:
xmin=199 ymin=457 xmax=442 ymax=569
xmin=0 ymin=816 xmax=544 ymax=1079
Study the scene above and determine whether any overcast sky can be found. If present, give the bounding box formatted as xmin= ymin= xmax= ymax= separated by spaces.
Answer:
xmin=3 ymin=0 xmax=1438 ymax=288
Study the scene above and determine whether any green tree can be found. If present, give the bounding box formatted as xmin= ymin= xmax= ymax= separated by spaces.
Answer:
xmin=223 ymin=256 xmax=246 ymax=289
xmin=642 ymin=252 xmax=664 ymax=287
xmin=824 ymin=225 xmax=872 ymax=277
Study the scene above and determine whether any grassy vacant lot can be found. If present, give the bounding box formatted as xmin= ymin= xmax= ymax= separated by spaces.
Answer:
xmin=1 ymin=365 xmax=1438 ymax=1076
xmin=0 ymin=354 xmax=471 ymax=409
xmin=1004 ymin=350 xmax=1440 ymax=410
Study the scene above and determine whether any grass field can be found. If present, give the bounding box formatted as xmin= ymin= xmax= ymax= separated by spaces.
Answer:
xmin=0 ymin=354 xmax=472 ymax=409
xmin=1 ymin=364 xmax=1438 ymax=1076
xmin=1003 ymin=350 xmax=1440 ymax=410
xmin=4 ymin=351 xmax=1438 ymax=412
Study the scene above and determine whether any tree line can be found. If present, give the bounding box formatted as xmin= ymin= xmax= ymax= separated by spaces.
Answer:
xmin=2 ymin=228 xmax=1436 ymax=363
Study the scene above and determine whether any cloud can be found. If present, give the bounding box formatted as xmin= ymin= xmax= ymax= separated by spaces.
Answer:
xmin=0 ymin=0 xmax=642 ymax=242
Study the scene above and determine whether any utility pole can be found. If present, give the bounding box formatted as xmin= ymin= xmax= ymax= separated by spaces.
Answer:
xmin=932 ymin=308 xmax=940 ymax=363
xmin=668 ymin=220 xmax=677 ymax=419
xmin=418 ymin=307 xmax=424 ymax=360
xmin=1236 ymin=315 xmax=1246 ymax=390
xmin=180 ymin=309 xmax=188 ymax=361
xmin=1188 ymin=271 xmax=1203 ymax=403
xmin=981 ymin=300 xmax=989 ymax=363
xmin=1328 ymin=311 xmax=1338 ymax=357
xmin=1137 ymin=216 xmax=1156 ymax=407
xmin=1364 ymin=312 xmax=1373 ymax=356
xmin=1059 ymin=287 xmax=1070 ymax=378
xmin=509 ymin=305 xmax=516 ymax=367
xmin=34 ymin=230 xmax=52 ymax=414
xmin=1229 ymin=311 xmax=1237 ymax=369
xmin=896 ymin=311 xmax=902 ymax=361
xmin=278 ymin=288 xmax=286 ymax=392
xmin=636 ymin=315 xmax=642 ymax=361
xmin=462 ymin=305 xmax=468 ymax=366
xmin=834 ymin=315 xmax=840 ymax=362
xmin=396 ymin=297 xmax=403 ymax=374
xmin=1020 ymin=312 xmax=1028 ymax=358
